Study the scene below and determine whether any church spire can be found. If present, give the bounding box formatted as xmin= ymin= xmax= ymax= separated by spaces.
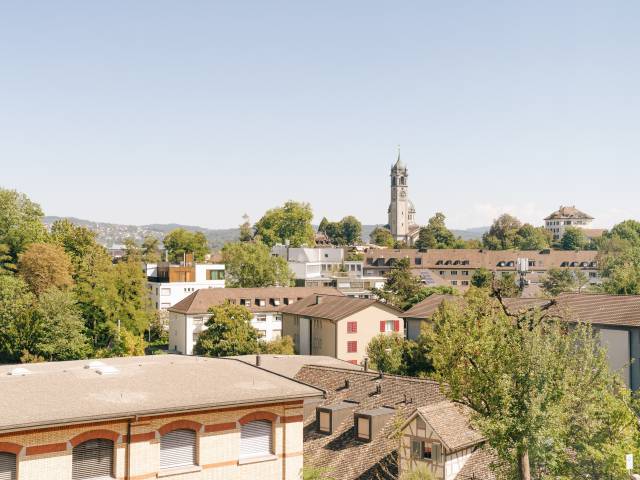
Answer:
xmin=392 ymin=145 xmax=404 ymax=171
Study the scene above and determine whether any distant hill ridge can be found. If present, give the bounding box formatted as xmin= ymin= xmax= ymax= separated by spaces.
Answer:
xmin=43 ymin=216 xmax=488 ymax=249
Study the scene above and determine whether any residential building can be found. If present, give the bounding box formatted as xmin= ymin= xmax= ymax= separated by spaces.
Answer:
xmin=388 ymin=151 xmax=420 ymax=244
xmin=0 ymin=355 xmax=321 ymax=480
xmin=401 ymin=292 xmax=640 ymax=389
xmin=293 ymin=364 xmax=494 ymax=480
xmin=146 ymin=255 xmax=225 ymax=310
xmin=543 ymin=205 xmax=605 ymax=241
xmin=280 ymin=294 xmax=404 ymax=364
xmin=168 ymin=287 xmax=341 ymax=354
xmin=363 ymin=248 xmax=600 ymax=290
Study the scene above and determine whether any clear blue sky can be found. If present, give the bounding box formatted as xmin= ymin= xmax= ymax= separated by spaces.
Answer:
xmin=1 ymin=1 xmax=638 ymax=230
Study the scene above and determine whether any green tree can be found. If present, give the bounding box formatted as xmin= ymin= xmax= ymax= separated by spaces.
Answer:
xmin=604 ymin=219 xmax=640 ymax=247
xmin=427 ymin=288 xmax=639 ymax=480
xmin=317 ymin=217 xmax=330 ymax=234
xmin=541 ymin=268 xmax=588 ymax=296
xmin=370 ymin=226 xmax=395 ymax=247
xmin=18 ymin=242 xmax=73 ymax=296
xmin=366 ymin=333 xmax=405 ymax=374
xmin=254 ymin=201 xmax=315 ymax=247
xmin=0 ymin=244 xmax=17 ymax=274
xmin=323 ymin=221 xmax=345 ymax=245
xmin=482 ymin=214 xmax=522 ymax=250
xmin=141 ymin=235 xmax=162 ymax=262
xmin=0 ymin=188 xmax=47 ymax=264
xmin=401 ymin=335 xmax=434 ymax=378
xmin=50 ymin=219 xmax=101 ymax=261
xmin=222 ymin=241 xmax=292 ymax=287
xmin=163 ymin=228 xmax=209 ymax=262
xmin=0 ymin=275 xmax=37 ymax=362
xmin=239 ymin=214 xmax=253 ymax=242
xmin=415 ymin=213 xmax=457 ymax=250
xmin=258 ymin=335 xmax=295 ymax=354
xmin=471 ymin=267 xmax=493 ymax=288
xmin=340 ymin=216 xmax=362 ymax=245
xmin=515 ymin=224 xmax=551 ymax=250
xmin=599 ymin=246 xmax=640 ymax=295
xmin=371 ymin=258 xmax=423 ymax=309
xmin=494 ymin=271 xmax=521 ymax=298
xmin=112 ymin=257 xmax=153 ymax=335
xmin=560 ymin=227 xmax=588 ymax=251
xmin=399 ymin=465 xmax=435 ymax=480
xmin=404 ymin=285 xmax=457 ymax=310
xmin=194 ymin=303 xmax=260 ymax=356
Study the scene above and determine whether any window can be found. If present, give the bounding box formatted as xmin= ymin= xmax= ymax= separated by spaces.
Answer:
xmin=72 ymin=438 xmax=114 ymax=479
xmin=415 ymin=258 xmax=422 ymax=265
xmin=0 ymin=452 xmax=16 ymax=480
xmin=161 ymin=288 xmax=171 ymax=296
xmin=461 ymin=270 xmax=469 ymax=276
xmin=207 ymin=270 xmax=225 ymax=280
xmin=318 ymin=411 xmax=331 ymax=433
xmin=356 ymin=416 xmax=370 ymax=441
xmin=410 ymin=440 xmax=442 ymax=462
xmin=451 ymin=280 xmax=458 ymax=286
xmin=450 ymin=271 xmax=458 ymax=275
xmin=240 ymin=420 xmax=273 ymax=459
xmin=347 ymin=321 xmax=358 ymax=333
xmin=161 ymin=303 xmax=171 ymax=309
xmin=256 ymin=314 xmax=267 ymax=322
xmin=461 ymin=281 xmax=469 ymax=286
xmin=347 ymin=341 xmax=358 ymax=353
xmin=380 ymin=320 xmax=399 ymax=332
xmin=589 ymin=272 xmax=597 ymax=278
xmin=439 ymin=270 xmax=445 ymax=276
xmin=160 ymin=429 xmax=197 ymax=470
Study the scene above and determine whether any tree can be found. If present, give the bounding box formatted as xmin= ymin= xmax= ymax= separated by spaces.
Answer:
xmin=0 ymin=244 xmax=17 ymax=274
xmin=50 ymin=218 xmax=101 ymax=262
xmin=0 ymin=188 xmax=47 ymax=264
xmin=370 ymin=226 xmax=395 ymax=247
xmin=0 ymin=275 xmax=37 ymax=362
xmin=471 ymin=267 xmax=493 ymax=288
xmin=18 ymin=242 xmax=73 ymax=296
xmin=482 ymin=214 xmax=523 ymax=250
xmin=399 ymin=465 xmax=435 ymax=480
xmin=317 ymin=217 xmax=330 ymax=234
xmin=560 ymin=227 xmax=588 ymax=251
xmin=403 ymin=285 xmax=457 ymax=311
xmin=340 ymin=216 xmax=362 ymax=245
xmin=494 ymin=272 xmax=520 ymax=298
xmin=254 ymin=201 xmax=315 ymax=247
xmin=599 ymin=246 xmax=640 ymax=295
xmin=258 ymin=336 xmax=295 ymax=354
xmin=366 ymin=333 xmax=404 ymax=374
xmin=415 ymin=213 xmax=457 ymax=250
xmin=604 ymin=219 xmax=640 ymax=247
xmin=141 ymin=235 xmax=162 ymax=262
xmin=222 ymin=241 xmax=292 ymax=287
xmin=515 ymin=224 xmax=551 ymax=250
xmin=427 ymin=288 xmax=639 ymax=480
xmin=401 ymin=335 xmax=434 ymax=378
xmin=371 ymin=258 xmax=423 ymax=309
xmin=239 ymin=214 xmax=253 ymax=242
xmin=194 ymin=303 xmax=260 ymax=356
xmin=111 ymin=256 xmax=154 ymax=335
xmin=541 ymin=268 xmax=588 ymax=296
xmin=163 ymin=228 xmax=209 ymax=262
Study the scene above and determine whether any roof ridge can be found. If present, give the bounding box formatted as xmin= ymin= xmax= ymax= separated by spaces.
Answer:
xmin=300 ymin=365 xmax=441 ymax=385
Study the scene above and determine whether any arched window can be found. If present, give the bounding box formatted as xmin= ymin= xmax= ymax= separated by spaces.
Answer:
xmin=160 ymin=429 xmax=197 ymax=470
xmin=0 ymin=452 xmax=16 ymax=480
xmin=240 ymin=420 xmax=273 ymax=459
xmin=72 ymin=439 xmax=114 ymax=479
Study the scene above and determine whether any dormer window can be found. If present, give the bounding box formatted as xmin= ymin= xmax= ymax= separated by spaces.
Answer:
xmin=354 ymin=407 xmax=394 ymax=443
xmin=316 ymin=401 xmax=357 ymax=435
xmin=356 ymin=416 xmax=370 ymax=441
xmin=318 ymin=410 xmax=331 ymax=433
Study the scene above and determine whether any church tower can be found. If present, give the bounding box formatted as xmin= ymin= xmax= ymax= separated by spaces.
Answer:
xmin=387 ymin=149 xmax=418 ymax=243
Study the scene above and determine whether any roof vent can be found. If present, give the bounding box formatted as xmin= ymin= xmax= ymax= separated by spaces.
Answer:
xmin=85 ymin=360 xmax=106 ymax=370
xmin=95 ymin=365 xmax=119 ymax=375
xmin=8 ymin=367 xmax=31 ymax=376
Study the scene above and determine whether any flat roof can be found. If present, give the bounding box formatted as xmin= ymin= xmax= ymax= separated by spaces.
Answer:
xmin=232 ymin=354 xmax=363 ymax=378
xmin=0 ymin=355 xmax=322 ymax=432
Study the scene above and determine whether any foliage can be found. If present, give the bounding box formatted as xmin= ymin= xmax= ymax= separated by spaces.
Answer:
xmin=404 ymin=286 xmax=457 ymax=310
xmin=370 ymin=226 xmax=395 ymax=247
xmin=112 ymin=257 xmax=154 ymax=335
xmin=111 ymin=329 xmax=147 ymax=357
xmin=239 ymin=213 xmax=253 ymax=242
xmin=515 ymin=224 xmax=552 ymax=250
xmin=399 ymin=465 xmax=435 ymax=480
xmin=194 ymin=303 xmax=260 ymax=356
xmin=471 ymin=267 xmax=493 ymax=288
xmin=427 ymin=288 xmax=640 ymax=480
xmin=603 ymin=219 xmax=640 ymax=247
xmin=493 ymin=272 xmax=521 ymax=298
xmin=366 ymin=333 xmax=405 ymax=374
xmin=0 ymin=188 xmax=47 ymax=264
xmin=415 ymin=212 xmax=458 ymax=250
xmin=560 ymin=227 xmax=588 ymax=251
xmin=482 ymin=214 xmax=523 ymax=250
xmin=163 ymin=228 xmax=209 ymax=262
xmin=18 ymin=242 xmax=73 ymax=296
xmin=254 ymin=201 xmax=315 ymax=247
xmin=50 ymin=218 xmax=101 ymax=261
xmin=222 ymin=241 xmax=292 ymax=287
xmin=0 ymin=275 xmax=38 ymax=362
xmin=370 ymin=258 xmax=423 ymax=309
xmin=301 ymin=466 xmax=335 ymax=480
xmin=141 ymin=235 xmax=162 ymax=262
xmin=541 ymin=268 xmax=588 ymax=296
xmin=317 ymin=217 xmax=330 ymax=234
xmin=401 ymin=334 xmax=434 ymax=377
xmin=0 ymin=243 xmax=17 ymax=274
xmin=258 ymin=335 xmax=295 ymax=354
xmin=323 ymin=215 xmax=362 ymax=245
xmin=599 ymin=246 xmax=640 ymax=295
xmin=346 ymin=251 xmax=364 ymax=261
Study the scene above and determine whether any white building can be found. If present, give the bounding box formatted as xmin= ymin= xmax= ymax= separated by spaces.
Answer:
xmin=146 ymin=260 xmax=225 ymax=310
xmin=544 ymin=205 xmax=596 ymax=241
xmin=168 ymin=286 xmax=341 ymax=354
xmin=388 ymin=151 xmax=420 ymax=244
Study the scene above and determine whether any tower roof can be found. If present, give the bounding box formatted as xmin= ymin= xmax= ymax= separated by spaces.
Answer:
xmin=391 ymin=148 xmax=405 ymax=172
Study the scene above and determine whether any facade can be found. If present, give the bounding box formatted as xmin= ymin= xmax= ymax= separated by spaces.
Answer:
xmin=146 ymin=259 xmax=225 ymax=310
xmin=363 ymin=248 xmax=601 ymax=291
xmin=401 ymin=292 xmax=640 ymax=390
xmin=280 ymin=294 xmax=404 ymax=365
xmin=0 ymin=355 xmax=321 ymax=480
xmin=168 ymin=287 xmax=341 ymax=354
xmin=544 ymin=205 xmax=599 ymax=241
xmin=388 ymin=152 xmax=420 ymax=244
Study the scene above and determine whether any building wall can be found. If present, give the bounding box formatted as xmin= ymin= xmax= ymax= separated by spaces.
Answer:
xmin=399 ymin=416 xmax=445 ymax=479
xmin=598 ymin=327 xmax=631 ymax=387
xmin=0 ymin=401 xmax=305 ymax=480
xmin=406 ymin=318 xmax=423 ymax=342
xmin=149 ymin=281 xmax=225 ymax=311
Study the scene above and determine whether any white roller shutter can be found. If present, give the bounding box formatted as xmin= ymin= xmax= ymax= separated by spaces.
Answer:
xmin=0 ymin=453 xmax=16 ymax=480
xmin=240 ymin=420 xmax=272 ymax=458
xmin=160 ymin=429 xmax=196 ymax=469
xmin=72 ymin=439 xmax=114 ymax=480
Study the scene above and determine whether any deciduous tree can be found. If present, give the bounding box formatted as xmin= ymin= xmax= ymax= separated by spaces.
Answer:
xmin=366 ymin=333 xmax=404 ymax=374
xmin=370 ymin=226 xmax=395 ymax=247
xmin=482 ymin=214 xmax=522 ymax=250
xmin=254 ymin=201 xmax=315 ymax=247
xmin=221 ymin=241 xmax=292 ymax=287
xmin=560 ymin=227 xmax=588 ymax=251
xmin=194 ymin=303 xmax=260 ymax=356
xmin=163 ymin=228 xmax=209 ymax=262
xmin=0 ymin=188 xmax=47 ymax=263
xmin=415 ymin=213 xmax=457 ymax=250
xmin=18 ymin=242 xmax=73 ymax=296
xmin=541 ymin=268 xmax=588 ymax=296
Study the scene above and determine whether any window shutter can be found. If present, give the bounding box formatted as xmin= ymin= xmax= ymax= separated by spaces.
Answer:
xmin=379 ymin=321 xmax=385 ymax=332
xmin=160 ymin=429 xmax=197 ymax=469
xmin=410 ymin=440 xmax=421 ymax=459
xmin=72 ymin=439 xmax=114 ymax=480
xmin=433 ymin=443 xmax=442 ymax=463
xmin=0 ymin=452 xmax=16 ymax=480
xmin=394 ymin=320 xmax=400 ymax=332
xmin=240 ymin=420 xmax=272 ymax=458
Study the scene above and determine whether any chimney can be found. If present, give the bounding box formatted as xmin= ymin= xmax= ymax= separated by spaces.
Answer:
xmin=363 ymin=357 xmax=369 ymax=372
xmin=256 ymin=354 xmax=262 ymax=367
xmin=375 ymin=381 xmax=382 ymax=395
xmin=316 ymin=295 xmax=323 ymax=305
xmin=344 ymin=379 xmax=350 ymax=389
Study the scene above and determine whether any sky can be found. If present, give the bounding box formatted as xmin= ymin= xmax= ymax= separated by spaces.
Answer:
xmin=1 ymin=1 xmax=639 ymax=230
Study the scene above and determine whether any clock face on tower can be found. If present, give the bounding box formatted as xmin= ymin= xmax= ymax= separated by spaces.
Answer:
xmin=400 ymin=190 xmax=406 ymax=198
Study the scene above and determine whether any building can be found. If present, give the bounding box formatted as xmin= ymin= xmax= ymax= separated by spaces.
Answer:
xmin=0 ymin=355 xmax=321 ymax=480
xmin=363 ymin=248 xmax=600 ymax=290
xmin=168 ymin=287 xmax=341 ymax=354
xmin=280 ymin=294 xmax=404 ymax=364
xmin=145 ymin=255 xmax=225 ymax=310
xmin=292 ymin=364 xmax=494 ymax=480
xmin=544 ymin=205 xmax=603 ymax=241
xmin=388 ymin=152 xmax=420 ymax=244
xmin=400 ymin=292 xmax=640 ymax=390
xmin=271 ymin=245 xmax=386 ymax=297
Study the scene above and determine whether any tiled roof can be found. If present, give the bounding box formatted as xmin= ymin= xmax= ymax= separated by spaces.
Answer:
xmin=168 ymin=287 xmax=341 ymax=314
xmin=545 ymin=205 xmax=594 ymax=220
xmin=232 ymin=354 xmax=363 ymax=378
xmin=294 ymin=365 xmax=447 ymax=479
xmin=403 ymin=294 xmax=457 ymax=319
xmin=415 ymin=402 xmax=485 ymax=451
xmin=279 ymin=294 xmax=403 ymax=321
xmin=455 ymin=445 xmax=499 ymax=480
